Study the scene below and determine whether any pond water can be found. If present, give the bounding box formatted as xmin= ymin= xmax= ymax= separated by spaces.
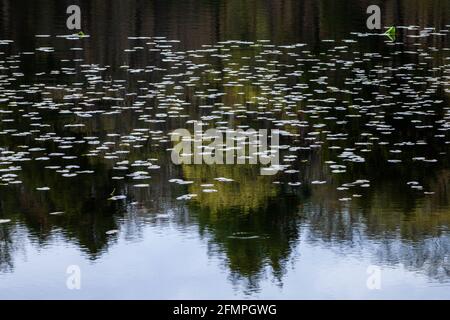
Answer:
xmin=0 ymin=0 xmax=450 ymax=299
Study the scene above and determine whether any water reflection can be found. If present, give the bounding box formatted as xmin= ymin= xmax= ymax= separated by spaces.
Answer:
xmin=0 ymin=0 xmax=450 ymax=299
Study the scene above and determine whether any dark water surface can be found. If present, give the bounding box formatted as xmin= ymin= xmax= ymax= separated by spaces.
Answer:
xmin=0 ymin=0 xmax=450 ymax=299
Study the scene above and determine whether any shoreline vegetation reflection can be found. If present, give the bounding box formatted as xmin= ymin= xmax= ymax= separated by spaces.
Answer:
xmin=0 ymin=0 xmax=450 ymax=298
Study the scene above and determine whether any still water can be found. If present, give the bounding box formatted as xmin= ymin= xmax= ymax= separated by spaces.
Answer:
xmin=0 ymin=0 xmax=450 ymax=299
